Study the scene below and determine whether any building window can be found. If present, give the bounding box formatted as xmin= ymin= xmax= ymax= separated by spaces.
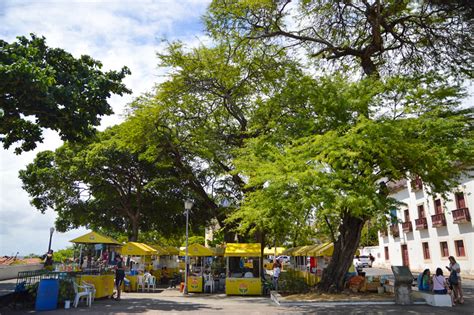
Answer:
xmin=417 ymin=204 xmax=425 ymax=218
xmin=440 ymin=241 xmax=449 ymax=257
xmin=434 ymin=199 xmax=443 ymax=214
xmin=455 ymin=240 xmax=465 ymax=257
xmin=404 ymin=209 xmax=410 ymax=222
xmin=422 ymin=242 xmax=430 ymax=260
xmin=384 ymin=246 xmax=389 ymax=260
xmin=455 ymin=193 xmax=466 ymax=209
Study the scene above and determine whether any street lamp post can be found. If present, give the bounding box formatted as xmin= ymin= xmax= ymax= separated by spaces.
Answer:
xmin=47 ymin=227 xmax=55 ymax=253
xmin=184 ymin=199 xmax=193 ymax=295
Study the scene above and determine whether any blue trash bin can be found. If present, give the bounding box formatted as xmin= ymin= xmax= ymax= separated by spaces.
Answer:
xmin=35 ymin=278 xmax=59 ymax=311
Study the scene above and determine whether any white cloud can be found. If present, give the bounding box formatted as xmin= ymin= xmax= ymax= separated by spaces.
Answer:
xmin=0 ymin=0 xmax=212 ymax=255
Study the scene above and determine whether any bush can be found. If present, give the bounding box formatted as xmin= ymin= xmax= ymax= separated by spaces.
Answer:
xmin=278 ymin=270 xmax=310 ymax=294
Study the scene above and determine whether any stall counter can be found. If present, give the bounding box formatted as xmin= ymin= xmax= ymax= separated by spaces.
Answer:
xmin=78 ymin=274 xmax=114 ymax=298
xmin=225 ymin=278 xmax=261 ymax=295
xmin=187 ymin=276 xmax=203 ymax=293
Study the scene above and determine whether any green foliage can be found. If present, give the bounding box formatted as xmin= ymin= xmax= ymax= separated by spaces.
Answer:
xmin=53 ymin=247 xmax=74 ymax=263
xmin=57 ymin=280 xmax=75 ymax=304
xmin=182 ymin=236 xmax=205 ymax=246
xmin=206 ymin=0 xmax=472 ymax=77
xmin=279 ymin=270 xmax=310 ymax=294
xmin=0 ymin=34 xmax=131 ymax=154
xmin=19 ymin=126 xmax=187 ymax=241
xmin=359 ymin=222 xmax=379 ymax=247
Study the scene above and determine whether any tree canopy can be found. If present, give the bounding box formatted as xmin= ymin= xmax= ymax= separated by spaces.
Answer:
xmin=0 ymin=34 xmax=131 ymax=153
xmin=19 ymin=126 xmax=187 ymax=241
xmin=207 ymin=0 xmax=473 ymax=77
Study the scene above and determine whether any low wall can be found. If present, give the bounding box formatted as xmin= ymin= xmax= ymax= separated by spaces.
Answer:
xmin=0 ymin=264 xmax=43 ymax=280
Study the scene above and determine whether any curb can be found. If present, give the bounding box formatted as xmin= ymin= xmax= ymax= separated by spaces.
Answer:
xmin=270 ymin=291 xmax=427 ymax=307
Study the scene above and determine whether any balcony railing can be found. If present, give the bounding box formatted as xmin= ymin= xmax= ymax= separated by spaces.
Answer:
xmin=452 ymin=207 xmax=471 ymax=224
xmin=431 ymin=213 xmax=447 ymax=228
xmin=380 ymin=229 xmax=388 ymax=237
xmin=402 ymin=221 xmax=413 ymax=232
xmin=415 ymin=217 xmax=428 ymax=230
xmin=411 ymin=176 xmax=423 ymax=191
xmin=390 ymin=224 xmax=400 ymax=237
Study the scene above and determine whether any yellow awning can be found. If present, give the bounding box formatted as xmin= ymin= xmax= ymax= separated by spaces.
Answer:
xmin=69 ymin=231 xmax=121 ymax=245
xmin=164 ymin=246 xmax=179 ymax=255
xmin=179 ymin=243 xmax=213 ymax=256
xmin=263 ymin=247 xmax=286 ymax=256
xmin=307 ymin=242 xmax=334 ymax=257
xmin=283 ymin=246 xmax=303 ymax=256
xmin=121 ymin=242 xmax=156 ymax=256
xmin=150 ymin=244 xmax=170 ymax=256
xmin=224 ymin=243 xmax=261 ymax=257
xmin=293 ymin=244 xmax=321 ymax=256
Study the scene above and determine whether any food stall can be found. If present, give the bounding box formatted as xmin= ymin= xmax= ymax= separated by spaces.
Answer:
xmin=307 ymin=242 xmax=333 ymax=282
xmin=263 ymin=247 xmax=286 ymax=270
xmin=225 ymin=243 xmax=262 ymax=296
xmin=179 ymin=243 xmax=213 ymax=293
xmin=70 ymin=231 xmax=122 ymax=298
xmin=293 ymin=244 xmax=321 ymax=285
xmin=120 ymin=242 xmax=160 ymax=291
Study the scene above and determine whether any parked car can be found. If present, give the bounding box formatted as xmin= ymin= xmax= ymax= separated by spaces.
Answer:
xmin=354 ymin=255 xmax=372 ymax=268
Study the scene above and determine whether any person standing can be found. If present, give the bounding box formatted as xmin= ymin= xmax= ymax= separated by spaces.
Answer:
xmin=368 ymin=253 xmax=375 ymax=267
xmin=272 ymin=259 xmax=281 ymax=291
xmin=447 ymin=256 xmax=464 ymax=304
xmin=114 ymin=255 xmax=125 ymax=301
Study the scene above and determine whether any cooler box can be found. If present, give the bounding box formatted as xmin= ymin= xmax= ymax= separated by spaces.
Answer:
xmin=35 ymin=278 xmax=59 ymax=311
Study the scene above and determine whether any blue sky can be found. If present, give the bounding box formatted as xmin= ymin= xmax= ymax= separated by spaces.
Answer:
xmin=0 ymin=0 xmax=211 ymax=256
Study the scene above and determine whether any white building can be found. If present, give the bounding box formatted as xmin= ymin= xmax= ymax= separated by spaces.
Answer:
xmin=377 ymin=174 xmax=474 ymax=277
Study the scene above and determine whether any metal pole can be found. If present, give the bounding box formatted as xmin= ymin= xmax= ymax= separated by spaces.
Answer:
xmin=184 ymin=207 xmax=189 ymax=294
xmin=47 ymin=228 xmax=54 ymax=253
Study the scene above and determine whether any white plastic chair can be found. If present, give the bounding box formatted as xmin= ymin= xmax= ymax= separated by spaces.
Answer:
xmin=82 ymin=281 xmax=96 ymax=302
xmin=204 ymin=274 xmax=214 ymax=293
xmin=147 ymin=276 xmax=156 ymax=292
xmin=137 ymin=275 xmax=145 ymax=292
xmin=73 ymin=282 xmax=92 ymax=308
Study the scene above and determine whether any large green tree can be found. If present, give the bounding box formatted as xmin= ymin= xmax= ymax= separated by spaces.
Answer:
xmin=207 ymin=0 xmax=472 ymax=78
xmin=233 ymin=73 xmax=473 ymax=291
xmin=0 ymin=34 xmax=131 ymax=153
xmin=123 ymin=41 xmax=302 ymax=245
xmin=205 ymin=0 xmax=473 ymax=292
xmin=19 ymin=126 xmax=186 ymax=241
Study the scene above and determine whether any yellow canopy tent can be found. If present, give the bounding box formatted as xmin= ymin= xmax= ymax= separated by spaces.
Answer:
xmin=179 ymin=243 xmax=214 ymax=257
xmin=148 ymin=244 xmax=169 ymax=256
xmin=263 ymin=247 xmax=286 ymax=256
xmin=163 ymin=246 xmax=179 ymax=256
xmin=283 ymin=246 xmax=303 ymax=256
xmin=70 ymin=231 xmax=121 ymax=245
xmin=307 ymin=242 xmax=334 ymax=257
xmin=224 ymin=243 xmax=261 ymax=257
xmin=121 ymin=242 xmax=157 ymax=256
xmin=293 ymin=245 xmax=321 ymax=257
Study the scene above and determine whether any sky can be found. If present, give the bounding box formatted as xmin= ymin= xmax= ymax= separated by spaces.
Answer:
xmin=0 ymin=0 xmax=212 ymax=256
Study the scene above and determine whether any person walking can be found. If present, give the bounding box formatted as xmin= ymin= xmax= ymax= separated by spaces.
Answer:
xmin=272 ymin=259 xmax=281 ymax=291
xmin=114 ymin=255 xmax=125 ymax=301
xmin=447 ymin=256 xmax=464 ymax=304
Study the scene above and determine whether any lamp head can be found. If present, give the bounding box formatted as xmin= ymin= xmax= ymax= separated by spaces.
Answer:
xmin=50 ymin=227 xmax=55 ymax=234
xmin=184 ymin=199 xmax=194 ymax=210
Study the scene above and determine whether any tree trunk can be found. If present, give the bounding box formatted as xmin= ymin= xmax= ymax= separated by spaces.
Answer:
xmin=317 ymin=213 xmax=365 ymax=292
xmin=129 ymin=217 xmax=139 ymax=242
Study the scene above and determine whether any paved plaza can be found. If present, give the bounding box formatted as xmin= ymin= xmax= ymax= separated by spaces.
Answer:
xmin=1 ymin=268 xmax=473 ymax=314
